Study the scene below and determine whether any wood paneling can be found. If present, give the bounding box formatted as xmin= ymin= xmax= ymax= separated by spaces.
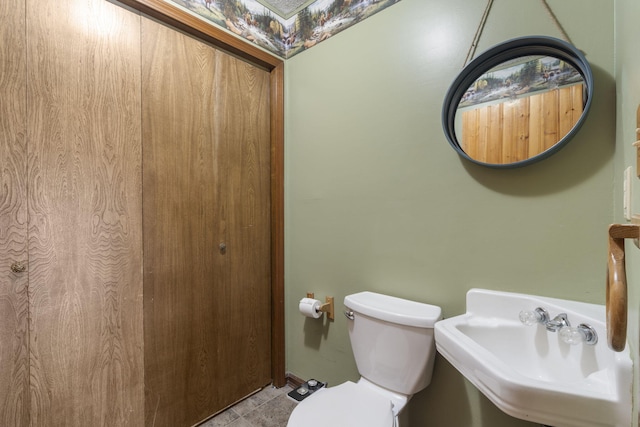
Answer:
xmin=461 ymin=84 xmax=584 ymax=164
xmin=116 ymin=0 xmax=281 ymax=70
xmin=0 ymin=0 xmax=29 ymax=424
xmin=270 ymin=62 xmax=286 ymax=388
xmin=214 ymin=47 xmax=272 ymax=400
xmin=1 ymin=0 xmax=283 ymax=424
xmin=142 ymin=18 xmax=272 ymax=426
xmin=25 ymin=0 xmax=144 ymax=424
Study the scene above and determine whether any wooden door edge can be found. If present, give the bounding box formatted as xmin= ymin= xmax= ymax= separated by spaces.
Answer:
xmin=270 ymin=62 xmax=286 ymax=387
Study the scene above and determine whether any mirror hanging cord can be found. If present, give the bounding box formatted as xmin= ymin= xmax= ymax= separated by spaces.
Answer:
xmin=463 ymin=0 xmax=573 ymax=68
xmin=540 ymin=0 xmax=573 ymax=45
xmin=463 ymin=0 xmax=494 ymax=68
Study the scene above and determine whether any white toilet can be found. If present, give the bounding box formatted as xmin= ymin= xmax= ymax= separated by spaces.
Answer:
xmin=287 ymin=291 xmax=442 ymax=427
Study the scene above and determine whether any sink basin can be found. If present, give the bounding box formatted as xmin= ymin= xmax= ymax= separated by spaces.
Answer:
xmin=434 ymin=289 xmax=632 ymax=427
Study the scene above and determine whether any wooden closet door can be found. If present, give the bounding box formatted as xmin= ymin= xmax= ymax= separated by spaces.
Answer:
xmin=25 ymin=0 xmax=144 ymax=425
xmin=0 ymin=1 xmax=29 ymax=425
xmin=212 ymin=48 xmax=273 ymax=401
xmin=141 ymin=17 xmax=272 ymax=427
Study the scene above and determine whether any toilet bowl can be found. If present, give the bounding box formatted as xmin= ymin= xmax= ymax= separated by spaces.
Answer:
xmin=288 ymin=380 xmax=395 ymax=427
xmin=287 ymin=291 xmax=442 ymax=427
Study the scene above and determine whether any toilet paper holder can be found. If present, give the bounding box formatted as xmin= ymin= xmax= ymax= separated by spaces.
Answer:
xmin=307 ymin=293 xmax=334 ymax=320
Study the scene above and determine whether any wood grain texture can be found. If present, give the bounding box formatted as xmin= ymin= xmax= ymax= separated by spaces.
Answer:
xmin=606 ymin=224 xmax=639 ymax=352
xmin=26 ymin=0 xmax=144 ymax=424
xmin=0 ymin=1 xmax=30 ymax=425
xmin=213 ymin=43 xmax=272 ymax=403
xmin=541 ymin=89 xmax=559 ymax=151
xmin=461 ymin=84 xmax=583 ymax=164
xmin=116 ymin=0 xmax=281 ymax=70
xmin=529 ymin=93 xmax=543 ymax=158
xmin=560 ymin=84 xmax=583 ymax=138
xmin=142 ymin=17 xmax=272 ymax=426
xmin=486 ymin=104 xmax=503 ymax=164
xmin=270 ymin=62 xmax=286 ymax=388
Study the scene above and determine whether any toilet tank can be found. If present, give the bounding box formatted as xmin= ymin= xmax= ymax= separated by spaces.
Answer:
xmin=344 ymin=292 xmax=442 ymax=395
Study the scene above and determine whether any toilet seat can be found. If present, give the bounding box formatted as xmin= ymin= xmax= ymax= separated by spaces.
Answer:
xmin=287 ymin=381 xmax=395 ymax=427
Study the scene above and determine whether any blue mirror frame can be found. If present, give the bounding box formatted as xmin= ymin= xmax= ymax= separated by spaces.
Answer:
xmin=442 ymin=36 xmax=594 ymax=169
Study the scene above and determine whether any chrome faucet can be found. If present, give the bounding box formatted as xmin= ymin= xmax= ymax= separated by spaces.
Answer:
xmin=520 ymin=308 xmax=570 ymax=331
xmin=544 ymin=313 xmax=570 ymax=332
xmin=519 ymin=307 xmax=598 ymax=345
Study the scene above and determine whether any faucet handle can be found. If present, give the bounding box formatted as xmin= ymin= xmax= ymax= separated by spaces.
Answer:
xmin=560 ymin=324 xmax=598 ymax=345
xmin=519 ymin=307 xmax=550 ymax=326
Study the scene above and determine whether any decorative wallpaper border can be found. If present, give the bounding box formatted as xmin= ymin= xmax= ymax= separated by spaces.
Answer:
xmin=167 ymin=0 xmax=402 ymax=58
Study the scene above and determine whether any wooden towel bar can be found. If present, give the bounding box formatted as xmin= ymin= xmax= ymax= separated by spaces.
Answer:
xmin=607 ymin=224 xmax=639 ymax=351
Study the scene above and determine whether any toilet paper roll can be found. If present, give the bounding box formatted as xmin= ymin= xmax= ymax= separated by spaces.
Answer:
xmin=299 ymin=297 xmax=323 ymax=319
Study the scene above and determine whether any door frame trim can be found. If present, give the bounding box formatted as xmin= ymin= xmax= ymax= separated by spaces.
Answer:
xmin=119 ymin=0 xmax=286 ymax=387
xmin=269 ymin=62 xmax=286 ymax=387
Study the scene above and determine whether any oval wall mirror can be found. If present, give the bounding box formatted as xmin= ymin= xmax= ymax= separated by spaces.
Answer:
xmin=442 ymin=36 xmax=593 ymax=168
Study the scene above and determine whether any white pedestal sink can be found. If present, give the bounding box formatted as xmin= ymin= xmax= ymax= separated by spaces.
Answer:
xmin=434 ymin=289 xmax=632 ymax=427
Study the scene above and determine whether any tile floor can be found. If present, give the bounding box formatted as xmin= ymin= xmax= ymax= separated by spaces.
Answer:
xmin=199 ymin=385 xmax=297 ymax=427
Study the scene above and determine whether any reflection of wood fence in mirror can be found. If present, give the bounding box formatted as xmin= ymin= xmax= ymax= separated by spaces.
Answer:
xmin=461 ymin=84 xmax=583 ymax=164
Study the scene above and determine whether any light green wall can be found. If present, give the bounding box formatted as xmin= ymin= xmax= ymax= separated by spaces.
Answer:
xmin=284 ymin=0 xmax=616 ymax=426
xmin=615 ymin=0 xmax=640 ymax=424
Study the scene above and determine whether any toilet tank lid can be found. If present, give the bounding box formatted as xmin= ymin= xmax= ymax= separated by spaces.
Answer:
xmin=344 ymin=292 xmax=442 ymax=328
